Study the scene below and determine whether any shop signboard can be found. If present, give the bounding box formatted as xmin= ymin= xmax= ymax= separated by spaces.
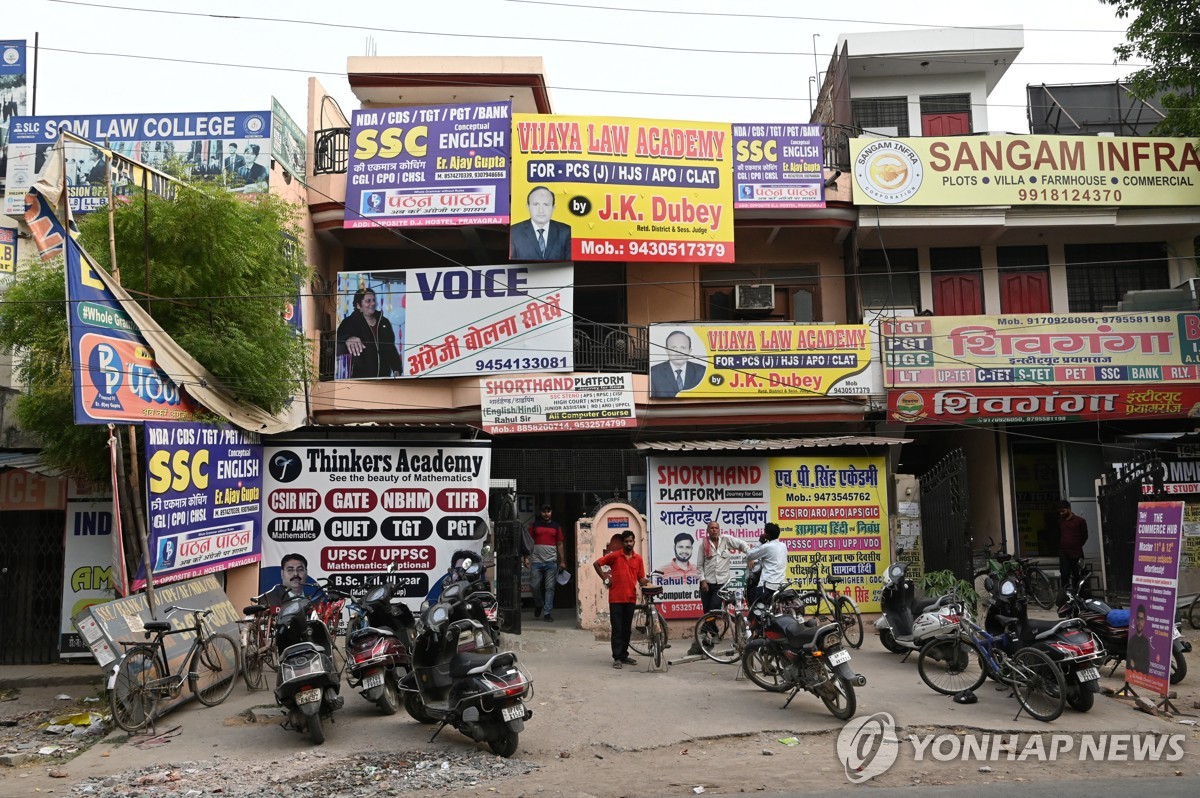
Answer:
xmin=888 ymin=385 xmax=1200 ymax=424
xmin=1127 ymin=501 xmax=1183 ymax=696
xmin=480 ymin=372 xmax=636 ymax=434
xmin=732 ymin=123 xmax=824 ymax=209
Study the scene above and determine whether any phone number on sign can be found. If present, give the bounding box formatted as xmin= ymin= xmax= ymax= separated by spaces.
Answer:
xmin=578 ymin=240 xmax=729 ymax=259
xmin=475 ymin=356 xmax=568 ymax=371
xmin=1017 ymin=188 xmax=1123 ymax=203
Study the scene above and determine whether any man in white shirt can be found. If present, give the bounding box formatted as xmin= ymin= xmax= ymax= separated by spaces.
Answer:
xmin=688 ymin=519 xmax=750 ymax=655
xmin=744 ymin=522 xmax=787 ymax=606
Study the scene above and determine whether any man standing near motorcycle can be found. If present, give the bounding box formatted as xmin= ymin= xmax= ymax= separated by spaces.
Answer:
xmin=745 ymin=523 xmax=787 ymax=606
xmin=525 ymin=504 xmax=566 ymax=622
xmin=688 ymin=520 xmax=751 ymax=655
xmin=1056 ymin=500 xmax=1088 ymax=594
xmin=593 ymin=530 xmax=649 ymax=669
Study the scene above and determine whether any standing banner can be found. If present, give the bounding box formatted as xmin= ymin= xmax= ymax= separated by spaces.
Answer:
xmin=334 ymin=265 xmax=573 ymax=379
xmin=480 ymin=372 xmax=636 ymax=434
xmin=136 ymin=422 xmax=263 ymax=589
xmin=647 ymin=455 xmax=888 ymax=619
xmin=0 ymin=226 xmax=16 ymax=276
xmin=4 ymin=110 xmax=272 ymax=215
xmin=262 ymin=442 xmax=491 ymax=604
xmin=0 ymin=40 xmax=28 ymax=192
xmin=733 ymin=123 xmax=825 ymax=209
xmin=1127 ymin=501 xmax=1184 ymax=696
xmin=648 ymin=323 xmax=876 ymax=400
xmin=344 ymin=101 xmax=511 ymax=229
xmin=60 ymin=501 xmax=116 ymax=659
xmin=511 ymin=114 xmax=734 ymax=262
xmin=271 ymin=97 xmax=307 ymax=183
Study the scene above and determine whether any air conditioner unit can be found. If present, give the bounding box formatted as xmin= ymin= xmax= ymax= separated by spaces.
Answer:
xmin=735 ymin=284 xmax=775 ymax=311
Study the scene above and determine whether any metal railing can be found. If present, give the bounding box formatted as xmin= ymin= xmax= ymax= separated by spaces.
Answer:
xmin=313 ymin=128 xmax=350 ymax=175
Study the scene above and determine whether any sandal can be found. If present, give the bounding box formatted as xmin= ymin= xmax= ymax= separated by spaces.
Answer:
xmin=612 ymin=660 xmax=622 ymax=669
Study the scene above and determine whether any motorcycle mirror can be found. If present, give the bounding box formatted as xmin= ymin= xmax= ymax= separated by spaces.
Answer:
xmin=983 ymin=577 xmax=996 ymax=594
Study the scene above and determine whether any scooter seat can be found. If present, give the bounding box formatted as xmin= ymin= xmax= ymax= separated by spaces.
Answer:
xmin=349 ymin=625 xmax=396 ymax=643
xmin=449 ymin=651 xmax=516 ymax=679
xmin=1107 ymin=609 xmax=1130 ymax=627
xmin=912 ymin=597 xmax=939 ymax=614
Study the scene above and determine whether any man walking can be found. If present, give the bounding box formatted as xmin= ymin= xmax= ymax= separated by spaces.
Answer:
xmin=525 ymin=504 xmax=566 ymax=622
xmin=593 ymin=530 xmax=648 ymax=669
xmin=745 ymin=523 xmax=788 ymax=606
xmin=688 ymin=520 xmax=751 ymax=655
xmin=1056 ymin=500 xmax=1088 ymax=593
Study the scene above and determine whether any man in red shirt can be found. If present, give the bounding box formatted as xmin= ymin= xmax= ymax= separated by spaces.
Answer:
xmin=525 ymin=504 xmax=566 ymax=622
xmin=1056 ymin=500 xmax=1088 ymax=593
xmin=593 ymin=530 xmax=648 ymax=669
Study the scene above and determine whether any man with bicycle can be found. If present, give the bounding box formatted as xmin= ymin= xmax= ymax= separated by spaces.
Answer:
xmin=593 ymin=530 xmax=649 ymax=669
xmin=745 ymin=523 xmax=787 ymax=606
xmin=688 ymin=520 xmax=751 ymax=656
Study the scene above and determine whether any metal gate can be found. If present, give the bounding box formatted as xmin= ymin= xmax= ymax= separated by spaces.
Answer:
xmin=918 ymin=449 xmax=973 ymax=580
xmin=488 ymin=488 xmax=522 ymax=635
xmin=0 ymin=510 xmax=66 ymax=664
xmin=1098 ymin=455 xmax=1165 ymax=601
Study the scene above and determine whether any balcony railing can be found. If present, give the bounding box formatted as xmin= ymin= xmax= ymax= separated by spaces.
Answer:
xmin=317 ymin=324 xmax=648 ymax=381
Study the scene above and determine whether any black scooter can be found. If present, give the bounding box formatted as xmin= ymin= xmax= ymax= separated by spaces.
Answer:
xmin=272 ymin=592 xmax=344 ymax=744
xmin=400 ymin=598 xmax=533 ymax=757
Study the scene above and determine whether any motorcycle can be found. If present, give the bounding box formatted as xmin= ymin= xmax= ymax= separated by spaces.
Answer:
xmin=876 ymin=561 xmax=966 ymax=655
xmin=445 ymin=556 xmax=502 ymax=648
xmin=986 ymin=575 xmax=1104 ymax=712
xmin=344 ymin=581 xmax=416 ymax=715
xmin=1057 ymin=566 xmax=1190 ymax=685
xmin=271 ymin=590 xmax=345 ymax=744
xmin=740 ymin=602 xmax=866 ymax=719
xmin=400 ymin=598 xmax=533 ymax=757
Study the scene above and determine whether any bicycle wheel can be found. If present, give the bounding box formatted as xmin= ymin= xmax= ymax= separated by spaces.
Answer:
xmin=110 ymin=647 xmax=163 ymax=733
xmin=1026 ymin=567 xmax=1055 ymax=610
xmin=1188 ymin=594 xmax=1200 ymax=630
xmin=835 ymin=596 xmax=864 ymax=649
xmin=628 ymin=606 xmax=652 ymax=656
xmin=693 ymin=612 xmax=739 ymax=664
xmin=741 ymin=643 xmax=795 ymax=692
xmin=191 ymin=633 xmax=239 ymax=706
xmin=650 ymin=620 xmax=664 ymax=670
xmin=242 ymin=644 xmax=267 ymax=691
xmin=1010 ymin=647 xmax=1066 ymax=722
xmin=917 ymin=637 xmax=986 ymax=696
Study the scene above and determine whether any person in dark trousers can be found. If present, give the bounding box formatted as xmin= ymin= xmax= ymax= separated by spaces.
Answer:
xmin=689 ymin=519 xmax=751 ymax=655
xmin=593 ymin=530 xmax=648 ymax=669
xmin=524 ymin=504 xmax=565 ymax=621
xmin=1056 ymin=500 xmax=1088 ymax=593
xmin=1127 ymin=603 xmax=1151 ymax=674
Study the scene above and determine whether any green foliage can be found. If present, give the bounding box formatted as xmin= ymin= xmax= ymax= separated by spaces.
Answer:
xmin=1101 ymin=0 xmax=1200 ymax=135
xmin=917 ymin=569 xmax=978 ymax=611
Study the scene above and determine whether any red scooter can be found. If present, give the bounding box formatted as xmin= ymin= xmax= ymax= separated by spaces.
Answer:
xmin=345 ymin=581 xmax=416 ymax=715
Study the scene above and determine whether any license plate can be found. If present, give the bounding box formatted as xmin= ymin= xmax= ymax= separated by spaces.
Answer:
xmin=295 ymin=688 xmax=322 ymax=705
xmin=829 ymin=649 xmax=851 ymax=666
xmin=501 ymin=704 xmax=525 ymax=722
xmin=363 ymin=671 xmax=385 ymax=689
xmin=1076 ymin=667 xmax=1100 ymax=682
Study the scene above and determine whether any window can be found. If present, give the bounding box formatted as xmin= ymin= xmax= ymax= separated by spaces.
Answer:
xmin=852 ymin=97 xmax=909 ymax=136
xmin=1065 ymin=242 xmax=1169 ymax=312
xmin=998 ymin=245 xmax=1050 ymax=314
xmin=859 ymin=248 xmax=919 ymax=309
xmin=930 ymin=247 xmax=983 ymax=316
xmin=702 ymin=266 xmax=819 ymax=322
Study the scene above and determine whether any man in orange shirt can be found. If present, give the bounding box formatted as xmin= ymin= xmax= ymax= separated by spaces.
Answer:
xmin=593 ymin=530 xmax=649 ymax=669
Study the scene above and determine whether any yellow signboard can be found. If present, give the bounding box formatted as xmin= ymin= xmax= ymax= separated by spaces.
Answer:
xmin=851 ymin=135 xmax=1200 ymax=206
xmin=510 ymin=114 xmax=735 ymax=262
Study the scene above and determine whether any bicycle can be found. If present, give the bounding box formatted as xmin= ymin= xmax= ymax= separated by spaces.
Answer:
xmin=793 ymin=557 xmax=865 ymax=649
xmin=629 ymin=573 xmax=670 ymax=670
xmin=692 ymin=581 xmax=751 ymax=664
xmin=237 ymin=600 xmax=278 ymax=691
xmin=109 ymin=606 xmax=240 ymax=732
xmin=973 ymin=540 xmax=1055 ymax=610
xmin=915 ymin=596 xmax=1067 ymax=722
xmin=1187 ymin=592 xmax=1200 ymax=631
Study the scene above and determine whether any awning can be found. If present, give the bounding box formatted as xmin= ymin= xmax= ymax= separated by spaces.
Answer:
xmin=634 ymin=435 xmax=910 ymax=452
xmin=0 ymin=451 xmax=64 ymax=478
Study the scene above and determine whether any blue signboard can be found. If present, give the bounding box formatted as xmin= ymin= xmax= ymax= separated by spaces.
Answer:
xmin=0 ymin=40 xmax=28 ymax=191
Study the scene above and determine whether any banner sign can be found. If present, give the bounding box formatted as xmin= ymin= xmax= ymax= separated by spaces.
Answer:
xmin=136 ymin=422 xmax=263 ymax=590
xmin=65 ymin=235 xmax=202 ymax=424
xmin=1127 ymin=501 xmax=1184 ymax=696
xmin=344 ymin=101 xmax=511 ymax=229
xmin=648 ymin=323 xmax=876 ymax=400
xmin=0 ymin=40 xmax=28 ymax=192
xmin=60 ymin=501 xmax=116 ymax=658
xmin=0 ymin=226 xmax=15 ymax=274
xmin=889 ymin=385 xmax=1200 ymax=425
xmin=4 ymin=110 xmax=272 ymax=215
xmin=647 ymin=455 xmax=888 ymax=619
xmin=261 ymin=442 xmax=491 ymax=603
xmin=851 ymin=135 xmax=1200 ymax=206
xmin=882 ymin=313 xmax=1200 ymax=388
xmin=0 ymin=467 xmax=65 ymax=511
xmin=271 ymin=97 xmax=307 ymax=183
xmin=480 ymin=372 xmax=636 ymax=434
xmin=511 ymin=113 xmax=735 ymax=262
xmin=733 ymin=123 xmax=825 ymax=209
xmin=335 ymin=265 xmax=573 ymax=379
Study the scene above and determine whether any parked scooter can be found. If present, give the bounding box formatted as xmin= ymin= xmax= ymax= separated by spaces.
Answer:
xmin=1057 ymin=566 xmax=1190 ymax=685
xmin=444 ymin=556 xmax=501 ymax=648
xmin=740 ymin=602 xmax=866 ymax=719
xmin=271 ymin=589 xmax=345 ymax=744
xmin=876 ymin=561 xmax=966 ymax=655
xmin=344 ymin=581 xmax=416 ymax=715
xmin=400 ymin=598 xmax=533 ymax=757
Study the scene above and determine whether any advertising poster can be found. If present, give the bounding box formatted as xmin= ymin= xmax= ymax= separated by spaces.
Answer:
xmin=4 ymin=110 xmax=272 ymax=215
xmin=0 ymin=40 xmax=27 ymax=191
xmin=137 ymin=422 xmax=263 ymax=589
xmin=1127 ymin=501 xmax=1184 ymax=696
xmin=270 ymin=97 xmax=306 ymax=183
xmin=511 ymin=113 xmax=734 ymax=262
xmin=60 ymin=501 xmax=116 ymax=658
xmin=648 ymin=323 xmax=876 ymax=400
xmin=733 ymin=123 xmax=825 ymax=209
xmin=261 ymin=442 xmax=491 ymax=604
xmin=851 ymin=135 xmax=1200 ymax=206
xmin=647 ymin=455 xmax=888 ymax=619
xmin=888 ymin=385 xmax=1200 ymax=425
xmin=334 ymin=265 xmax=573 ymax=379
xmin=0 ymin=226 xmax=15 ymax=275
xmin=882 ymin=313 xmax=1200 ymax=388
xmin=65 ymin=235 xmax=201 ymax=424
xmin=480 ymin=372 xmax=636 ymax=434
xmin=344 ymin=101 xmax=511 ymax=229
